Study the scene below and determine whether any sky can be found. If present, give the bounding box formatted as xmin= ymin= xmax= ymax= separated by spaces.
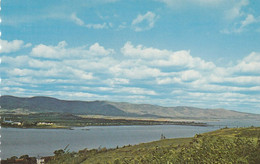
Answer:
xmin=1 ymin=0 xmax=260 ymax=114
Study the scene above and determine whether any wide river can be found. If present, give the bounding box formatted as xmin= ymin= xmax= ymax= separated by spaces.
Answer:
xmin=1 ymin=119 xmax=259 ymax=159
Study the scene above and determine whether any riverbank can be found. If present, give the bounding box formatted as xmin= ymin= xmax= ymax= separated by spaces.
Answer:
xmin=1 ymin=112 xmax=209 ymax=129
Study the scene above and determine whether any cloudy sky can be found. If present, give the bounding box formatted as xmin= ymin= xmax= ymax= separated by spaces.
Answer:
xmin=1 ymin=0 xmax=260 ymax=113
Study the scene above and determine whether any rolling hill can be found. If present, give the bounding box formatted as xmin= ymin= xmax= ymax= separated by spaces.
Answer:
xmin=0 ymin=95 xmax=259 ymax=119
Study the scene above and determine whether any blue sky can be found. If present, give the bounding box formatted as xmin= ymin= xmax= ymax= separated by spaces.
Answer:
xmin=1 ymin=0 xmax=260 ymax=114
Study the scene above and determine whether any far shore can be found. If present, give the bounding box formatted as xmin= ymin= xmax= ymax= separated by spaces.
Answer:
xmin=1 ymin=120 xmax=209 ymax=130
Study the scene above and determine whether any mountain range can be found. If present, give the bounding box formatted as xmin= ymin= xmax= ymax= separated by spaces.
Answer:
xmin=0 ymin=95 xmax=259 ymax=120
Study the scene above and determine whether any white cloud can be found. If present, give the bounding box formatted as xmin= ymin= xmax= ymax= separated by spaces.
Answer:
xmin=2 ymin=40 xmax=260 ymax=113
xmin=225 ymin=76 xmax=260 ymax=85
xmin=106 ymin=78 xmax=130 ymax=86
xmin=156 ymin=70 xmax=201 ymax=84
xmin=31 ymin=43 xmax=60 ymax=58
xmin=70 ymin=13 xmax=109 ymax=29
xmin=7 ymin=66 xmax=94 ymax=81
xmin=226 ymin=14 xmax=259 ymax=33
xmin=115 ymin=87 xmax=157 ymax=95
xmin=28 ymin=59 xmax=59 ymax=69
xmin=2 ymin=55 xmax=32 ymax=66
xmin=85 ymin=23 xmax=108 ymax=29
xmin=132 ymin=11 xmax=158 ymax=32
xmin=109 ymin=65 xmax=163 ymax=79
xmin=71 ymin=13 xmax=85 ymax=26
xmin=89 ymin=43 xmax=114 ymax=55
xmin=121 ymin=42 xmax=215 ymax=70
xmin=180 ymin=70 xmax=201 ymax=82
xmin=156 ymin=77 xmax=182 ymax=85
xmin=0 ymin=39 xmax=31 ymax=53
xmin=241 ymin=14 xmax=257 ymax=28
xmin=121 ymin=42 xmax=170 ymax=59
xmin=31 ymin=41 xmax=114 ymax=59
xmin=233 ymin=52 xmax=260 ymax=74
xmin=225 ymin=0 xmax=249 ymax=20
xmin=69 ymin=68 xmax=94 ymax=80
xmin=63 ymin=57 xmax=117 ymax=72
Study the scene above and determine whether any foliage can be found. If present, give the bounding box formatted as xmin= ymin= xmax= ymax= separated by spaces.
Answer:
xmin=19 ymin=154 xmax=29 ymax=159
xmin=171 ymin=136 xmax=258 ymax=164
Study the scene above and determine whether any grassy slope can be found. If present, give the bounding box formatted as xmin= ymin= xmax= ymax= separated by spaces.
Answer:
xmin=47 ymin=127 xmax=260 ymax=164
xmin=203 ymin=126 xmax=260 ymax=138
xmin=82 ymin=138 xmax=192 ymax=164
xmin=82 ymin=127 xmax=260 ymax=164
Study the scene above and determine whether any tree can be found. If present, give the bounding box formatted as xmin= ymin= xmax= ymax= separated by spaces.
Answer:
xmin=19 ymin=154 xmax=29 ymax=159
xmin=54 ymin=149 xmax=65 ymax=156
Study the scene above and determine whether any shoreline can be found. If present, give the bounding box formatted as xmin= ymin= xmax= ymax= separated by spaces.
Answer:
xmin=1 ymin=121 xmax=209 ymax=129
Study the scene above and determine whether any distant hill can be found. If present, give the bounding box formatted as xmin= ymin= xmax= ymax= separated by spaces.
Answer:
xmin=0 ymin=95 xmax=259 ymax=119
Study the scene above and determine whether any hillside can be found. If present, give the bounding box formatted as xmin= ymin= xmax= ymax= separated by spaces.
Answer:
xmin=0 ymin=95 xmax=133 ymax=117
xmin=1 ymin=95 xmax=259 ymax=119
xmin=43 ymin=127 xmax=260 ymax=164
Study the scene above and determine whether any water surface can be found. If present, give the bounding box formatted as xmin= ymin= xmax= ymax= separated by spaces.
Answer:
xmin=1 ymin=119 xmax=259 ymax=159
xmin=0 ymin=125 xmax=218 ymax=159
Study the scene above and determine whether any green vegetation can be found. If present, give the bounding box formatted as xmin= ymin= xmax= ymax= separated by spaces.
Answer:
xmin=2 ymin=154 xmax=37 ymax=164
xmin=46 ymin=127 xmax=260 ymax=164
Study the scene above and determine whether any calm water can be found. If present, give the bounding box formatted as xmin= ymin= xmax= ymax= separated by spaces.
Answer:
xmin=0 ymin=125 xmax=218 ymax=159
xmin=1 ymin=119 xmax=259 ymax=159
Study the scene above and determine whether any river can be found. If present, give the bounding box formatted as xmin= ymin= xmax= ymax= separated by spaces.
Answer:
xmin=1 ymin=119 xmax=259 ymax=159
xmin=1 ymin=125 xmax=218 ymax=159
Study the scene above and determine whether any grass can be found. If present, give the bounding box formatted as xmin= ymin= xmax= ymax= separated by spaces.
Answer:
xmin=46 ymin=126 xmax=260 ymax=164
xmin=81 ymin=138 xmax=192 ymax=164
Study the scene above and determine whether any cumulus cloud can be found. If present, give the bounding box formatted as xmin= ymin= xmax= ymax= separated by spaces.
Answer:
xmin=7 ymin=66 xmax=94 ymax=81
xmin=70 ymin=13 xmax=109 ymax=29
xmin=109 ymin=65 xmax=163 ymax=79
xmin=0 ymin=39 xmax=31 ymax=53
xmin=31 ymin=41 xmax=114 ymax=59
xmin=2 ymin=40 xmax=260 ymax=113
xmin=132 ymin=11 xmax=158 ymax=32
xmin=121 ymin=42 xmax=170 ymax=59
xmin=155 ymin=50 xmax=215 ymax=70
xmin=241 ymin=14 xmax=257 ymax=28
xmin=89 ymin=43 xmax=114 ymax=55
xmin=180 ymin=70 xmax=201 ymax=82
xmin=233 ymin=52 xmax=260 ymax=74
xmin=115 ymin=87 xmax=157 ymax=95
xmin=121 ymin=42 xmax=215 ymax=70
xmin=2 ymin=55 xmax=32 ymax=66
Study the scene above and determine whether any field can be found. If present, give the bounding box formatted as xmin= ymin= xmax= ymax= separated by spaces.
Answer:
xmin=44 ymin=127 xmax=260 ymax=164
